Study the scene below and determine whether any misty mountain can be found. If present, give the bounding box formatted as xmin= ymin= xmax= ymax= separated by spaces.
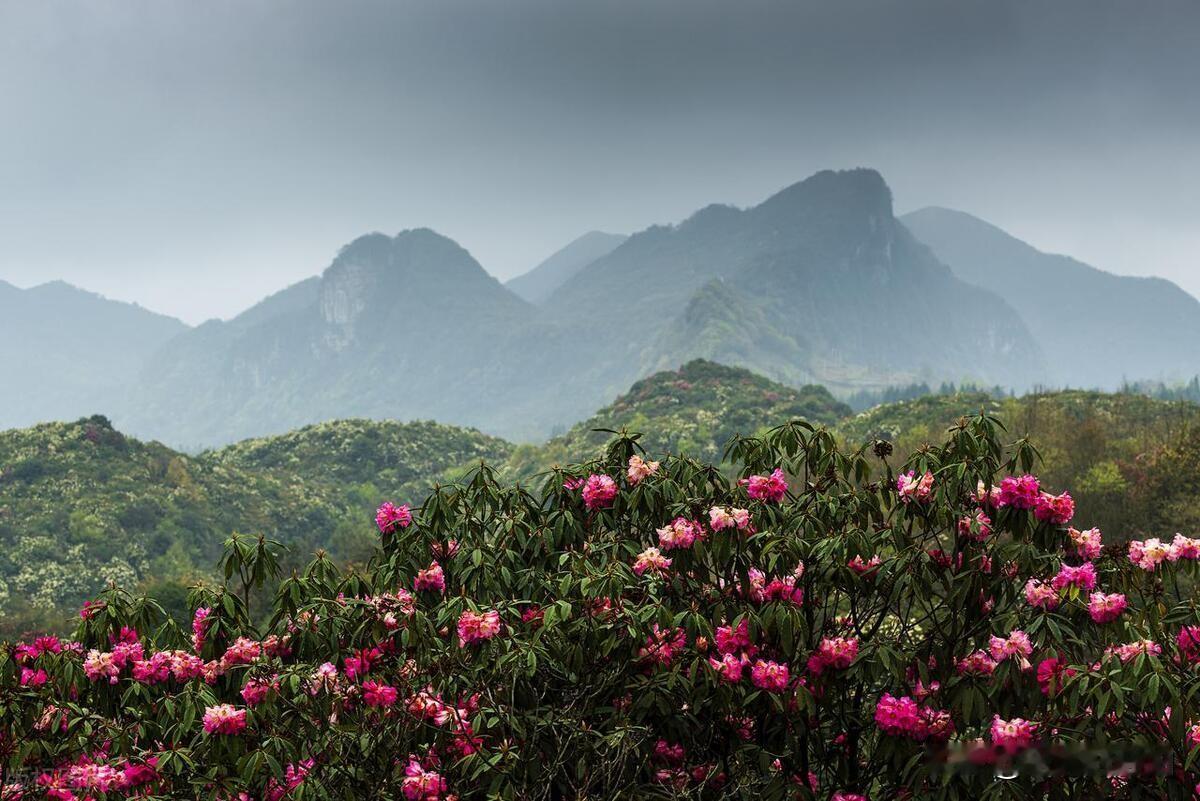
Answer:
xmin=506 ymin=231 xmax=627 ymax=304
xmin=0 ymin=280 xmax=187 ymax=430
xmin=102 ymin=169 xmax=1050 ymax=448
xmin=902 ymin=207 xmax=1200 ymax=389
xmin=543 ymin=169 xmax=1048 ymax=397
xmin=121 ymin=229 xmax=543 ymax=446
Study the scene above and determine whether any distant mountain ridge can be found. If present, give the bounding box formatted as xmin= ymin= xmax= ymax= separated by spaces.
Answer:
xmin=6 ymin=167 xmax=1195 ymax=448
xmin=902 ymin=206 xmax=1200 ymax=388
xmin=543 ymin=168 xmax=1048 ymax=399
xmin=506 ymin=231 xmax=626 ymax=304
xmin=0 ymin=280 xmax=188 ymax=431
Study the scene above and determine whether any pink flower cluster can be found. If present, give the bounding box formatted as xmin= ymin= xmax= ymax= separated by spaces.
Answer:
xmin=414 ymin=562 xmax=446 ymax=593
xmin=750 ymin=660 xmax=790 ymax=692
xmin=632 ymin=546 xmax=671 ymax=577
xmin=1087 ymin=592 xmax=1128 ymax=624
xmin=806 ymin=636 xmax=858 ymax=676
xmin=202 ymin=703 xmax=248 ymax=735
xmin=743 ymin=468 xmax=788 ymax=503
xmin=191 ymin=606 xmax=211 ymax=653
xmin=988 ymin=630 xmax=1033 ymax=665
xmin=896 ymin=470 xmax=934 ymax=504
xmin=376 ymin=501 xmax=413 ymax=533
xmin=990 ymin=716 xmax=1037 ymax=752
xmin=1051 ymin=561 xmax=1096 ymax=591
xmin=957 ymin=510 xmax=992 ymax=541
xmin=1033 ymin=491 xmax=1075 ymax=525
xmin=626 ymin=455 xmax=660 ymax=485
xmin=745 ymin=565 xmax=804 ymax=606
xmin=657 ymin=517 xmax=704 ymax=550
xmin=456 ymin=610 xmax=501 ymax=647
xmin=1023 ymin=578 xmax=1060 ymax=610
xmin=639 ymin=625 xmax=687 ymax=668
xmin=873 ymin=693 xmax=954 ymax=742
xmin=581 ymin=474 xmax=618 ymax=510
xmin=1129 ymin=534 xmax=1200 ymax=570
xmin=708 ymin=506 xmax=752 ymax=532
xmin=401 ymin=757 xmax=449 ymax=801
xmin=1068 ymin=527 xmax=1103 ymax=560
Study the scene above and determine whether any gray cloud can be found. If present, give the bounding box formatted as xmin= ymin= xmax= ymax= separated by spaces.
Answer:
xmin=0 ymin=0 xmax=1197 ymax=323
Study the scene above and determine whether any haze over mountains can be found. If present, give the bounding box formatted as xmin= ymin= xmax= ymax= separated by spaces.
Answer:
xmin=3 ymin=167 xmax=1198 ymax=448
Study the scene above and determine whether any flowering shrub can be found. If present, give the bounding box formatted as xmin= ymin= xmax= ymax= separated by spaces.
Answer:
xmin=4 ymin=415 xmax=1200 ymax=798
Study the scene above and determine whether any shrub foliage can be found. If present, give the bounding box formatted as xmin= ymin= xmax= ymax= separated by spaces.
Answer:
xmin=3 ymin=414 xmax=1200 ymax=799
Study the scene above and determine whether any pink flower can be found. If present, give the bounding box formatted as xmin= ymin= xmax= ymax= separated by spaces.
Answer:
xmin=1189 ymin=723 xmax=1200 ymax=751
xmin=241 ymin=678 xmax=272 ymax=706
xmin=581 ymin=474 xmax=618 ymax=510
xmin=1068 ymin=527 xmax=1103 ymax=560
xmin=1036 ymin=656 xmax=1075 ymax=695
xmin=1177 ymin=626 xmax=1200 ymax=662
xmin=806 ymin=637 xmax=858 ymax=675
xmin=632 ymin=546 xmax=672 ymax=577
xmin=1105 ymin=640 xmax=1162 ymax=663
xmin=362 ymin=680 xmax=399 ymax=708
xmin=1023 ymin=578 xmax=1060 ymax=610
xmin=750 ymin=659 xmax=790 ymax=692
xmin=656 ymin=517 xmax=703 ymax=550
xmin=997 ymin=475 xmax=1040 ymax=509
xmin=1088 ymin=592 xmax=1128 ymax=624
xmin=896 ymin=470 xmax=934 ymax=504
xmin=990 ymin=716 xmax=1037 ymax=752
xmin=848 ymin=555 xmax=881 ymax=576
xmin=707 ymin=653 xmax=747 ymax=683
xmin=414 ymin=562 xmax=446 ymax=593
xmin=956 ymin=650 xmax=998 ymax=677
xmin=457 ymin=609 xmax=502 ymax=647
xmin=20 ymin=667 xmax=48 ymax=686
xmin=714 ymin=619 xmax=756 ymax=658
xmin=83 ymin=650 xmax=121 ymax=684
xmin=957 ymin=510 xmax=992 ymax=541
xmin=639 ymin=625 xmax=687 ymax=668
xmin=202 ymin=703 xmax=248 ymax=735
xmin=401 ymin=758 xmax=449 ymax=801
xmin=874 ymin=694 xmax=953 ymax=742
xmin=191 ymin=606 xmax=212 ymax=653
xmin=1051 ymin=561 xmax=1096 ymax=591
xmin=988 ymin=630 xmax=1033 ymax=663
xmin=1034 ymin=491 xmax=1075 ymax=525
xmin=376 ymin=501 xmax=413 ymax=533
xmin=1129 ymin=538 xmax=1170 ymax=571
xmin=626 ymin=455 xmax=660 ymax=485
xmin=708 ymin=506 xmax=737 ymax=531
xmin=744 ymin=468 xmax=788 ymax=503
xmin=1170 ymin=533 xmax=1200 ymax=561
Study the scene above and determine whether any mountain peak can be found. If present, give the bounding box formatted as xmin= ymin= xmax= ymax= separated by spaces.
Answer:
xmin=758 ymin=168 xmax=892 ymax=217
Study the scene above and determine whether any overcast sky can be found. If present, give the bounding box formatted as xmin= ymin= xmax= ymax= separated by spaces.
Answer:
xmin=1 ymin=0 xmax=1197 ymax=324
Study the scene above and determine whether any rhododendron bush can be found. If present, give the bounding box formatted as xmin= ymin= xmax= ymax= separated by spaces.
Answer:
xmin=5 ymin=416 xmax=1200 ymax=799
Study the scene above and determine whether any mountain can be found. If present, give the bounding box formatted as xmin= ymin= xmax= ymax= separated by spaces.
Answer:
xmin=503 ymin=359 xmax=851 ymax=480
xmin=542 ymin=169 xmax=1048 ymax=400
xmin=0 ymin=280 xmax=188 ymax=431
xmin=506 ymin=231 xmax=627 ymax=304
xmin=110 ymin=170 xmax=1054 ymax=449
xmin=122 ymin=229 xmax=545 ymax=447
xmin=902 ymin=207 xmax=1200 ymax=389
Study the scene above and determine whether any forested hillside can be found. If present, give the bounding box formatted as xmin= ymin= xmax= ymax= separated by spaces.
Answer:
xmin=4 ymin=364 xmax=1199 ymax=636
